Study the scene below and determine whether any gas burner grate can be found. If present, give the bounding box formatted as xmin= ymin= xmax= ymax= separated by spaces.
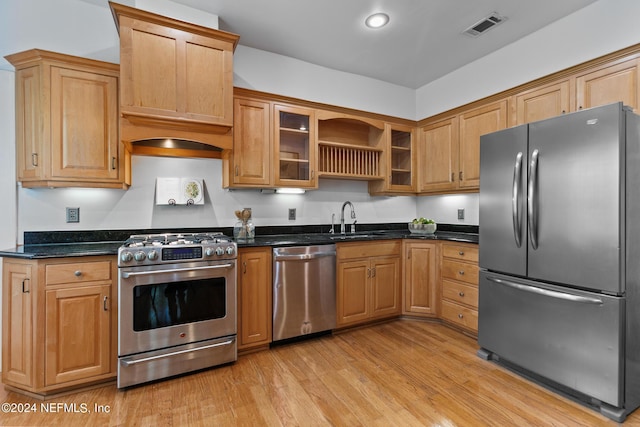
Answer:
xmin=123 ymin=232 xmax=230 ymax=247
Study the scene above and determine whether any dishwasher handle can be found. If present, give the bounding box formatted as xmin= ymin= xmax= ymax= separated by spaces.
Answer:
xmin=274 ymin=250 xmax=336 ymax=261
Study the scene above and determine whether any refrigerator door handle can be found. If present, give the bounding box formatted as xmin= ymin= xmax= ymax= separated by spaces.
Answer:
xmin=486 ymin=276 xmax=604 ymax=305
xmin=512 ymin=152 xmax=523 ymax=248
xmin=528 ymin=149 xmax=539 ymax=249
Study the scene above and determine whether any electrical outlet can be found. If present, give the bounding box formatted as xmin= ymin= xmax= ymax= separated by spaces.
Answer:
xmin=457 ymin=208 xmax=465 ymax=220
xmin=288 ymin=208 xmax=296 ymax=220
xmin=66 ymin=207 xmax=80 ymax=223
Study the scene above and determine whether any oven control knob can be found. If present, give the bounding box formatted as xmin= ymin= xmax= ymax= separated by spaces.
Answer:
xmin=120 ymin=251 xmax=133 ymax=263
xmin=226 ymin=246 xmax=235 ymax=256
xmin=215 ymin=246 xmax=224 ymax=256
xmin=134 ymin=251 xmax=146 ymax=262
xmin=205 ymin=247 xmax=215 ymax=257
xmin=147 ymin=250 xmax=158 ymax=261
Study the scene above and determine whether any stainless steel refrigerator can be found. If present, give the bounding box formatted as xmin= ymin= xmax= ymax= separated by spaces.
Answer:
xmin=478 ymin=102 xmax=640 ymax=422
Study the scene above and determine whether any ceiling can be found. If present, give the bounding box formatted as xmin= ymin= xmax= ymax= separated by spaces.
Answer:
xmin=0 ymin=0 xmax=599 ymax=90
xmin=169 ymin=0 xmax=599 ymax=89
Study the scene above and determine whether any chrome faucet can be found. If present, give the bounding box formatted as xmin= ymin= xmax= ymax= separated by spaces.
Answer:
xmin=340 ymin=201 xmax=356 ymax=235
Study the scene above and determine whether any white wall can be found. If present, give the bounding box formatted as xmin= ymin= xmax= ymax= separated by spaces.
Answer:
xmin=416 ymin=0 xmax=640 ymax=119
xmin=17 ymin=157 xmax=416 ymax=240
xmin=233 ymin=45 xmax=416 ymax=120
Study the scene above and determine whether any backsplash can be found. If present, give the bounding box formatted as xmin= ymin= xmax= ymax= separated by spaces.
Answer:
xmin=16 ymin=155 xmax=422 ymax=244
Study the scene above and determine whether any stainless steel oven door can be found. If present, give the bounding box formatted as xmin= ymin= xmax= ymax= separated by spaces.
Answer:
xmin=118 ymin=260 xmax=236 ymax=356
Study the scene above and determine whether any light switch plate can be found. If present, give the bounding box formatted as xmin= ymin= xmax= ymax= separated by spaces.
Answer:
xmin=66 ymin=207 xmax=80 ymax=223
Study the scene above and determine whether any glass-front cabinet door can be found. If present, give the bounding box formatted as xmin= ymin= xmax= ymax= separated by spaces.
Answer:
xmin=274 ymin=104 xmax=317 ymax=188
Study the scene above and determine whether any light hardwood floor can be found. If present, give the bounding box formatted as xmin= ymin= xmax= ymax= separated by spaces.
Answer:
xmin=1 ymin=320 xmax=638 ymax=426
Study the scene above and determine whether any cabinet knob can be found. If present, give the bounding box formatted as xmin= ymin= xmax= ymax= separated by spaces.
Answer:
xmin=74 ymin=270 xmax=82 ymax=277
xmin=459 ymin=291 xmax=465 ymax=297
xmin=458 ymin=270 xmax=465 ymax=276
xmin=458 ymin=313 xmax=464 ymax=319
xmin=458 ymin=251 xmax=464 ymax=256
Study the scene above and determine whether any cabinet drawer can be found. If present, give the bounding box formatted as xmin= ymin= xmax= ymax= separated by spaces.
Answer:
xmin=46 ymin=261 xmax=112 ymax=285
xmin=441 ymin=300 xmax=478 ymax=331
xmin=441 ymin=259 xmax=479 ymax=285
xmin=442 ymin=244 xmax=478 ymax=262
xmin=442 ymin=280 xmax=478 ymax=309
xmin=337 ymin=240 xmax=401 ymax=260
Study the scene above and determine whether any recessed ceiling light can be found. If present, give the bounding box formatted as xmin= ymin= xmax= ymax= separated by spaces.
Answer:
xmin=365 ymin=13 xmax=389 ymax=29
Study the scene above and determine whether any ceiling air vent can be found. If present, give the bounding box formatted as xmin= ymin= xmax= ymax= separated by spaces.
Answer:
xmin=463 ymin=12 xmax=506 ymax=37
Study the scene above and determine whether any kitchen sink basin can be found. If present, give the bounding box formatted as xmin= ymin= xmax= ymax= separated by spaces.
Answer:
xmin=329 ymin=234 xmax=373 ymax=240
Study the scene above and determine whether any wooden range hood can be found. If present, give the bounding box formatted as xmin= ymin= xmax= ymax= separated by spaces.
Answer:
xmin=110 ymin=2 xmax=240 ymax=159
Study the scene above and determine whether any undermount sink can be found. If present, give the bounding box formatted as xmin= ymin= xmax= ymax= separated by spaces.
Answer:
xmin=329 ymin=234 xmax=373 ymax=240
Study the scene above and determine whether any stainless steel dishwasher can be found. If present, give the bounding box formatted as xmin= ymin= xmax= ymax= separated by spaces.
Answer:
xmin=273 ymin=244 xmax=336 ymax=342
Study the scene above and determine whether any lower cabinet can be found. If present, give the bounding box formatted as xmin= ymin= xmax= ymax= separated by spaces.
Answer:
xmin=403 ymin=241 xmax=438 ymax=316
xmin=439 ymin=242 xmax=479 ymax=333
xmin=45 ymin=284 xmax=111 ymax=385
xmin=336 ymin=240 xmax=401 ymax=327
xmin=237 ymin=247 xmax=273 ymax=351
xmin=2 ymin=256 xmax=116 ymax=396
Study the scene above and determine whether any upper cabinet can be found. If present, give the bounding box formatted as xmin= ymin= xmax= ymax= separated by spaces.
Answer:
xmin=110 ymin=2 xmax=240 ymax=156
xmin=512 ymin=79 xmax=570 ymax=125
xmin=369 ymin=123 xmax=416 ymax=194
xmin=274 ymin=104 xmax=317 ymax=188
xmin=418 ymin=117 xmax=459 ymax=193
xmin=458 ymin=100 xmax=508 ymax=189
xmin=5 ymin=49 xmax=130 ymax=189
xmin=574 ymin=57 xmax=640 ymax=112
xmin=418 ymin=100 xmax=507 ymax=193
xmin=316 ymin=111 xmax=385 ymax=182
xmin=226 ymin=97 xmax=272 ymax=187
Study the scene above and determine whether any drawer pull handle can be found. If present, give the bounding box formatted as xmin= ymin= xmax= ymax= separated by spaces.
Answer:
xmin=458 ymin=313 xmax=464 ymax=319
xmin=458 ymin=270 xmax=465 ymax=275
xmin=22 ymin=278 xmax=30 ymax=293
xmin=458 ymin=251 xmax=464 ymax=256
xmin=459 ymin=291 xmax=465 ymax=297
xmin=74 ymin=270 xmax=82 ymax=277
xmin=103 ymin=296 xmax=109 ymax=311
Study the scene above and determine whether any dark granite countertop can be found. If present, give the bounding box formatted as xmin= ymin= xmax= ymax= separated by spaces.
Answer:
xmin=0 ymin=223 xmax=477 ymax=259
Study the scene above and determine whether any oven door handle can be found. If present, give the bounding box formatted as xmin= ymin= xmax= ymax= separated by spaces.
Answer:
xmin=119 ymin=338 xmax=235 ymax=367
xmin=121 ymin=263 xmax=234 ymax=278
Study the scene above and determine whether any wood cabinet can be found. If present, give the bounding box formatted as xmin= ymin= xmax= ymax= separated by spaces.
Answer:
xmin=2 ymin=260 xmax=34 ymax=388
xmin=418 ymin=99 xmax=507 ymax=193
xmin=418 ymin=117 xmax=459 ymax=193
xmin=111 ymin=2 xmax=239 ymax=154
xmin=458 ymin=100 xmax=508 ymax=189
xmin=237 ymin=247 xmax=272 ymax=351
xmin=274 ymin=104 xmax=317 ymax=188
xmin=369 ymin=123 xmax=416 ymax=194
xmin=316 ymin=111 xmax=385 ymax=182
xmin=402 ymin=241 xmax=438 ymax=317
xmin=5 ymin=49 xmax=129 ymax=189
xmin=575 ymin=58 xmax=640 ymax=112
xmin=439 ymin=242 xmax=479 ymax=333
xmin=2 ymin=257 xmax=116 ymax=396
xmin=227 ymin=97 xmax=272 ymax=187
xmin=336 ymin=241 xmax=401 ymax=327
xmin=512 ymin=79 xmax=570 ymax=125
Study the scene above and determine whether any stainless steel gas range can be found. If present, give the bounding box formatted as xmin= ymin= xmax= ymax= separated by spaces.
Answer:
xmin=117 ymin=232 xmax=237 ymax=388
